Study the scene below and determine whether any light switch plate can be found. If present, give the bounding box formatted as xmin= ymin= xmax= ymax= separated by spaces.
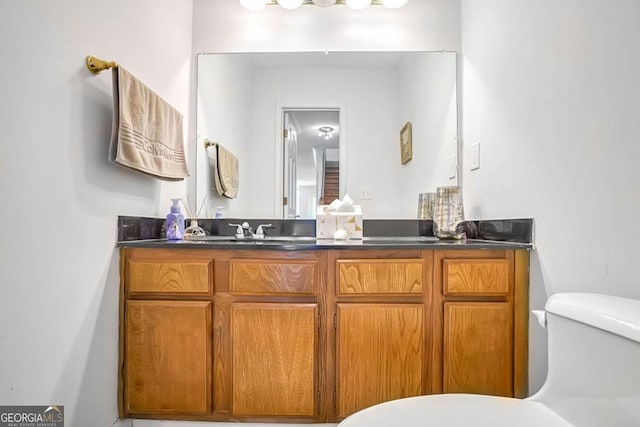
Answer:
xmin=359 ymin=186 xmax=372 ymax=200
xmin=471 ymin=142 xmax=480 ymax=170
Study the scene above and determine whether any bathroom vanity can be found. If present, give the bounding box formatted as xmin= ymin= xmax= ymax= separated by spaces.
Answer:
xmin=117 ymin=237 xmax=530 ymax=423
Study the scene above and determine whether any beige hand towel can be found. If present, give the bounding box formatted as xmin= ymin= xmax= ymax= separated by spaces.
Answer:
xmin=110 ymin=66 xmax=189 ymax=180
xmin=206 ymin=142 xmax=239 ymax=199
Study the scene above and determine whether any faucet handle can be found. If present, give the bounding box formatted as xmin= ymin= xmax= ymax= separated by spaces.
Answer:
xmin=228 ymin=223 xmax=244 ymax=238
xmin=255 ymin=224 xmax=274 ymax=239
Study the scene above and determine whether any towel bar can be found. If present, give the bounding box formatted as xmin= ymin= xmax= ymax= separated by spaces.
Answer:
xmin=204 ymin=139 xmax=218 ymax=148
xmin=86 ymin=55 xmax=118 ymax=74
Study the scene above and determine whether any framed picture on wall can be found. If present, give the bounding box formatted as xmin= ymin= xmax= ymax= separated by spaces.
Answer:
xmin=400 ymin=121 xmax=412 ymax=164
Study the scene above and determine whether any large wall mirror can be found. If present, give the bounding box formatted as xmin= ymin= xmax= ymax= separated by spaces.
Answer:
xmin=196 ymin=51 xmax=458 ymax=219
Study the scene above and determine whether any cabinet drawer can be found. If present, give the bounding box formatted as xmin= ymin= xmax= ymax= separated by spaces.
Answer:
xmin=129 ymin=260 xmax=212 ymax=294
xmin=338 ymin=259 xmax=423 ymax=295
xmin=443 ymin=259 xmax=509 ymax=296
xmin=230 ymin=259 xmax=316 ymax=295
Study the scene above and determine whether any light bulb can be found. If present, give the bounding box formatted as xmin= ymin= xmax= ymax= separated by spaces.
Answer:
xmin=277 ymin=0 xmax=303 ymax=9
xmin=381 ymin=0 xmax=408 ymax=9
xmin=345 ymin=0 xmax=372 ymax=10
xmin=240 ymin=0 xmax=268 ymax=11
xmin=313 ymin=0 xmax=337 ymax=6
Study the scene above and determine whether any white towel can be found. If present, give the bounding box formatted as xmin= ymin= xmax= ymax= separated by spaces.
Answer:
xmin=206 ymin=142 xmax=239 ymax=199
xmin=110 ymin=66 xmax=189 ymax=180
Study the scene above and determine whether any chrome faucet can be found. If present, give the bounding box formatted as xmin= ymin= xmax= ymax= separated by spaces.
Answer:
xmin=229 ymin=222 xmax=273 ymax=239
xmin=254 ymin=223 xmax=273 ymax=239
xmin=229 ymin=222 xmax=253 ymax=239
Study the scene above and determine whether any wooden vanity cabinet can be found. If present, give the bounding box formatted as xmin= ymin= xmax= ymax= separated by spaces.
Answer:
xmin=121 ymin=249 xmax=214 ymax=417
xmin=119 ymin=246 xmax=529 ymax=422
xmin=226 ymin=256 xmax=320 ymax=419
xmin=330 ymin=250 xmax=432 ymax=417
xmin=121 ymin=248 xmax=324 ymax=421
xmin=432 ymin=250 xmax=529 ymax=398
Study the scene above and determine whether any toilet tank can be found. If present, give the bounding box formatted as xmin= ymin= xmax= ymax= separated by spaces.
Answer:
xmin=529 ymin=293 xmax=640 ymax=427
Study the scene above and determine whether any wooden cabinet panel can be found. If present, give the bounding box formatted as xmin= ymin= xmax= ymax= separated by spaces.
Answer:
xmin=125 ymin=300 xmax=211 ymax=414
xmin=129 ymin=261 xmax=212 ymax=294
xmin=443 ymin=259 xmax=509 ymax=296
xmin=443 ymin=302 xmax=513 ymax=396
xmin=230 ymin=259 xmax=316 ymax=295
xmin=120 ymin=247 xmax=529 ymax=422
xmin=337 ymin=259 xmax=423 ymax=294
xmin=336 ymin=304 xmax=424 ymax=417
xmin=231 ymin=303 xmax=317 ymax=417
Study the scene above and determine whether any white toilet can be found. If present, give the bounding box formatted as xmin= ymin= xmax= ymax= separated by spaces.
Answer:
xmin=338 ymin=293 xmax=640 ymax=427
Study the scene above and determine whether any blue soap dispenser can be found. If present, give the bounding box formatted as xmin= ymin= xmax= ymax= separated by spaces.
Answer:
xmin=165 ymin=198 xmax=185 ymax=240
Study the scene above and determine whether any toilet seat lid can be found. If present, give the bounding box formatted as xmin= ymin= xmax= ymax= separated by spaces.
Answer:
xmin=338 ymin=394 xmax=573 ymax=427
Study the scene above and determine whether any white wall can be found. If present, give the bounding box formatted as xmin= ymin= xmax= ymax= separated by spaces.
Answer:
xmin=297 ymin=184 xmax=317 ymax=219
xmin=0 ymin=0 xmax=193 ymax=425
xmin=397 ymin=52 xmax=458 ymax=215
xmin=461 ymin=0 xmax=640 ymax=393
xmin=251 ymin=66 xmax=399 ymax=218
xmin=197 ymin=55 xmax=254 ymax=217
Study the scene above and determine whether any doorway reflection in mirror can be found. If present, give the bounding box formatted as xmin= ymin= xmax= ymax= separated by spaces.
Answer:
xmin=283 ymin=110 xmax=340 ymax=219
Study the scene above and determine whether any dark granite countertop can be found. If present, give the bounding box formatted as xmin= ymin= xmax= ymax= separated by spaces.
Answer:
xmin=116 ymin=216 xmax=534 ymax=251
xmin=117 ymin=237 xmax=532 ymax=251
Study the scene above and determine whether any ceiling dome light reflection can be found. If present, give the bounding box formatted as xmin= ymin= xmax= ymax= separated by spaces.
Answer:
xmin=277 ymin=0 xmax=304 ymax=9
xmin=381 ymin=0 xmax=408 ymax=9
xmin=240 ymin=0 xmax=268 ymax=11
xmin=345 ymin=0 xmax=373 ymax=10
xmin=240 ymin=0 xmax=408 ymax=11
xmin=312 ymin=0 xmax=337 ymax=6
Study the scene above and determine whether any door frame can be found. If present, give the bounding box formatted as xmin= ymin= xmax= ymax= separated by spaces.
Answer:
xmin=274 ymin=104 xmax=347 ymax=218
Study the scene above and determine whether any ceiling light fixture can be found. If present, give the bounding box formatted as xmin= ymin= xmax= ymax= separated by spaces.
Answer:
xmin=240 ymin=0 xmax=269 ymax=11
xmin=345 ymin=0 xmax=372 ymax=9
xmin=318 ymin=126 xmax=334 ymax=140
xmin=313 ymin=0 xmax=337 ymax=6
xmin=240 ymin=0 xmax=408 ymax=11
xmin=381 ymin=0 xmax=407 ymax=8
xmin=277 ymin=0 xmax=303 ymax=9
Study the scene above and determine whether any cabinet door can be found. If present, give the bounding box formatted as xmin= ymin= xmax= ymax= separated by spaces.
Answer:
xmin=336 ymin=304 xmax=424 ymax=418
xmin=443 ymin=302 xmax=513 ymax=396
xmin=231 ymin=303 xmax=317 ymax=417
xmin=125 ymin=300 xmax=211 ymax=414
